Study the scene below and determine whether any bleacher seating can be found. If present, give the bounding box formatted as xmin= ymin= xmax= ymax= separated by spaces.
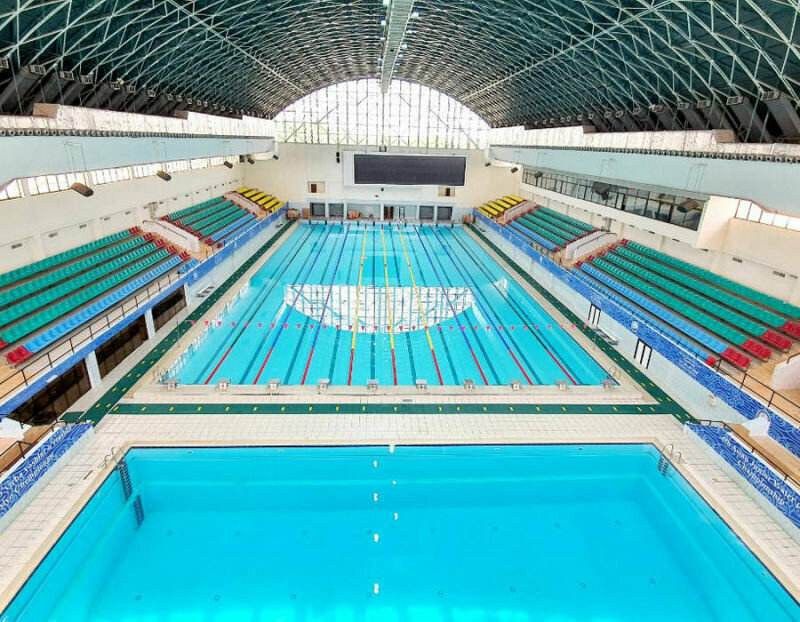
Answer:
xmin=236 ymin=187 xmax=284 ymax=214
xmin=0 ymin=230 xmax=135 ymax=290
xmin=499 ymin=204 xmax=598 ymax=250
xmin=477 ymin=195 xmax=524 ymax=219
xmin=0 ymin=241 xmax=159 ymax=330
xmin=577 ymin=239 xmax=800 ymax=370
xmin=163 ymin=196 xmax=258 ymax=247
xmin=0 ymin=227 xmax=189 ymax=365
xmin=483 ymin=204 xmax=800 ymax=371
xmin=8 ymin=255 xmax=183 ymax=364
xmin=572 ymin=269 xmax=717 ymax=364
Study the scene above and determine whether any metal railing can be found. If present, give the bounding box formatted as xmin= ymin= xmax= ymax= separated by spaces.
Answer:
xmin=695 ymin=419 xmax=800 ymax=489
xmin=0 ymin=270 xmax=184 ymax=405
xmin=0 ymin=420 xmax=66 ymax=477
xmin=712 ymin=359 xmax=800 ymax=427
xmin=142 ymin=219 xmax=197 ymax=248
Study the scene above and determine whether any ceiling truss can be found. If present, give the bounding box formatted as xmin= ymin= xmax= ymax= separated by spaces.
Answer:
xmin=0 ymin=1 xmax=798 ymax=141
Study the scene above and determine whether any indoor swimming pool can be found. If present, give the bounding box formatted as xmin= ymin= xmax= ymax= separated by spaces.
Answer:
xmin=167 ymin=222 xmax=609 ymax=386
xmin=3 ymin=444 xmax=797 ymax=621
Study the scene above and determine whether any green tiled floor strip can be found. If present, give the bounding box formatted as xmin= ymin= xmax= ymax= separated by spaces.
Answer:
xmin=109 ymin=403 xmax=675 ymax=415
xmin=61 ymin=221 xmax=692 ymax=424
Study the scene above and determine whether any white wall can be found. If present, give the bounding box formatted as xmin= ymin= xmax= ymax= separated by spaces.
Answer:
xmin=244 ymin=143 xmax=519 ymax=210
xmin=0 ymin=164 xmax=245 ymax=271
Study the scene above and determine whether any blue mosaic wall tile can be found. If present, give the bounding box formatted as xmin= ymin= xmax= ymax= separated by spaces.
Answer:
xmin=0 ymin=423 xmax=91 ymax=521
xmin=475 ymin=212 xmax=800 ymax=458
xmin=690 ymin=424 xmax=800 ymax=530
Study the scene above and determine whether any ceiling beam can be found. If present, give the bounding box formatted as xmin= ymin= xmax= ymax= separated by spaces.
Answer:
xmin=380 ymin=0 xmax=415 ymax=93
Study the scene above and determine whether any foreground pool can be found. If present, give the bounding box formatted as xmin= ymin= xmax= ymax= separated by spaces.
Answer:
xmin=3 ymin=445 xmax=797 ymax=621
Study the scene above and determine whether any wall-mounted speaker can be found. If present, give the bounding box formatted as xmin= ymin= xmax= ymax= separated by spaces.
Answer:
xmin=70 ymin=182 xmax=93 ymax=197
xmin=272 ymin=154 xmax=279 ymax=160
xmin=336 ymin=151 xmax=340 ymax=163
xmin=223 ymin=160 xmax=234 ymax=169
xmin=156 ymin=170 xmax=172 ymax=181
xmin=247 ymin=157 xmax=255 ymax=165
xmin=510 ymin=167 xmax=519 ymax=173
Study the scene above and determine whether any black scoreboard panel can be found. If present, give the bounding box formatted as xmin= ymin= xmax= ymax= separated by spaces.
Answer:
xmin=353 ymin=154 xmax=466 ymax=186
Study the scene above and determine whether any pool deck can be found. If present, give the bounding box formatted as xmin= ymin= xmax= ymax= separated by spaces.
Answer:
xmin=1 ymin=412 xmax=800 ymax=610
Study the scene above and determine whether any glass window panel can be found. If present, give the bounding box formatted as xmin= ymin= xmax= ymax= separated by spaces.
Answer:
xmin=275 ymin=79 xmax=488 ymax=148
xmin=773 ymin=214 xmax=789 ymax=228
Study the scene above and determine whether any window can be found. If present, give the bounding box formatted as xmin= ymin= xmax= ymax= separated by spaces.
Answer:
xmin=96 ymin=317 xmax=149 ymax=378
xmin=165 ymin=160 xmax=189 ymax=174
xmin=634 ymin=339 xmax=653 ymax=369
xmin=0 ymin=180 xmax=23 ymax=200
xmin=419 ymin=205 xmax=435 ymax=221
xmin=437 ymin=206 xmax=452 ymax=221
xmin=152 ymin=289 xmax=187 ymax=331
xmin=310 ymin=202 xmax=326 ymax=217
xmin=329 ymin=203 xmax=344 ymax=218
xmin=734 ymin=199 xmax=800 ymax=232
xmin=275 ymin=79 xmax=488 ymax=149
xmin=522 ymin=167 xmax=706 ymax=231
xmin=0 ymin=158 xmax=233 ymax=202
xmin=132 ymin=163 xmax=160 ymax=178
xmin=90 ymin=166 xmax=131 ymax=185
xmin=10 ymin=361 xmax=91 ymax=425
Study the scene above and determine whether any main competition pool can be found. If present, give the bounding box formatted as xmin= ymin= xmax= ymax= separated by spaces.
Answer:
xmin=4 ymin=445 xmax=797 ymax=621
xmin=168 ymin=222 xmax=609 ymax=386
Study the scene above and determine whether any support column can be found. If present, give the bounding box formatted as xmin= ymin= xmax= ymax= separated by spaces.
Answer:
xmin=144 ymin=308 xmax=156 ymax=340
xmin=85 ymin=350 xmax=102 ymax=389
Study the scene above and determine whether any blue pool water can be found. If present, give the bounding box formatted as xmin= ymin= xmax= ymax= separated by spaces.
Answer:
xmin=169 ymin=223 xmax=608 ymax=386
xmin=4 ymin=445 xmax=798 ymax=621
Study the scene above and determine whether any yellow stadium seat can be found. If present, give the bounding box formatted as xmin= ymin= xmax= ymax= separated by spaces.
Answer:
xmin=257 ymin=195 xmax=274 ymax=206
xmin=243 ymin=189 xmax=259 ymax=199
xmin=488 ymin=201 xmax=506 ymax=213
xmin=264 ymin=198 xmax=280 ymax=212
xmin=509 ymin=194 xmax=524 ymax=203
xmin=503 ymin=196 xmax=521 ymax=205
xmin=250 ymin=192 xmax=266 ymax=202
xmin=237 ymin=186 xmax=250 ymax=193
xmin=482 ymin=204 xmax=499 ymax=216
xmin=495 ymin=199 xmax=512 ymax=209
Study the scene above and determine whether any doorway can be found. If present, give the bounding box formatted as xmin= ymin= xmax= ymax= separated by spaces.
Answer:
xmin=383 ymin=205 xmax=394 ymax=220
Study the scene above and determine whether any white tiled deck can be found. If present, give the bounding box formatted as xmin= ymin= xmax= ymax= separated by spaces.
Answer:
xmin=1 ymin=412 xmax=799 ymax=610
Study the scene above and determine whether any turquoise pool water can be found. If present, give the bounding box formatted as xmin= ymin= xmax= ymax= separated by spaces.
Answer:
xmin=4 ymin=445 xmax=798 ymax=621
xmin=169 ymin=223 xmax=608 ymax=386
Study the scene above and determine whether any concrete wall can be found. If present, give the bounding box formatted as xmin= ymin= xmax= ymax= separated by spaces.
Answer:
xmin=244 ymin=143 xmax=519 ymax=213
xmin=0 ymin=164 xmax=245 ymax=272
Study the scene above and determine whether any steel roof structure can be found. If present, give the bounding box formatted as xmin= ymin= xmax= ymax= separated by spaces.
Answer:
xmin=1 ymin=1 xmax=799 ymax=139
